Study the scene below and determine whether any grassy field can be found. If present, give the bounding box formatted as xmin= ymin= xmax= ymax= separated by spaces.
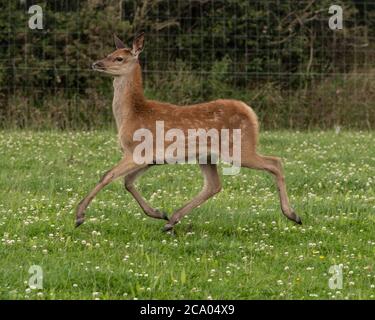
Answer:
xmin=0 ymin=130 xmax=374 ymax=300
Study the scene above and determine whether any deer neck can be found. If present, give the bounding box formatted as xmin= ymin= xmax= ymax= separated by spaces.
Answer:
xmin=112 ymin=63 xmax=145 ymax=131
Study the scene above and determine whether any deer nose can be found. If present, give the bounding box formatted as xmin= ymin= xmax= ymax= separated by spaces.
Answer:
xmin=92 ymin=61 xmax=104 ymax=70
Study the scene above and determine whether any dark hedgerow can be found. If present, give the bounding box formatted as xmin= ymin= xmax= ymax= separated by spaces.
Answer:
xmin=0 ymin=0 xmax=374 ymax=129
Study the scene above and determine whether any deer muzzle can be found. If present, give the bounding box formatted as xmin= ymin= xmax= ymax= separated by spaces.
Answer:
xmin=92 ymin=61 xmax=105 ymax=70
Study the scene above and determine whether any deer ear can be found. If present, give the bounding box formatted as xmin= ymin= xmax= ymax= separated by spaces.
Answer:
xmin=131 ymin=32 xmax=145 ymax=57
xmin=114 ymin=34 xmax=125 ymax=49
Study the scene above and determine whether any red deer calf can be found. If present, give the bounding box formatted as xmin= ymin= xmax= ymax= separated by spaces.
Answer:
xmin=75 ymin=33 xmax=301 ymax=232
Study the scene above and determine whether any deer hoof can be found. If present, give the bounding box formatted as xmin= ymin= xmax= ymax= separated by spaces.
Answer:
xmin=162 ymin=223 xmax=174 ymax=233
xmin=161 ymin=212 xmax=169 ymax=221
xmin=294 ymin=214 xmax=302 ymax=225
xmin=75 ymin=218 xmax=85 ymax=228
xmin=155 ymin=209 xmax=169 ymax=221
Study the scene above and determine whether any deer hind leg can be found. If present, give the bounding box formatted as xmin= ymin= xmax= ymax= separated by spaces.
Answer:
xmin=75 ymin=158 xmax=146 ymax=227
xmin=163 ymin=164 xmax=222 ymax=232
xmin=242 ymin=154 xmax=301 ymax=224
xmin=124 ymin=165 xmax=169 ymax=221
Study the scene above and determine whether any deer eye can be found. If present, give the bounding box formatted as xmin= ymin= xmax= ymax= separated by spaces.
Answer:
xmin=115 ymin=57 xmax=124 ymax=62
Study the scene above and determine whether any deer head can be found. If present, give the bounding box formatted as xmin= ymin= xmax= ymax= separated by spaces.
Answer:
xmin=92 ymin=33 xmax=145 ymax=76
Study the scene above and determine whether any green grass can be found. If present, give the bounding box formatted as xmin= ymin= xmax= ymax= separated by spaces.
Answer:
xmin=0 ymin=130 xmax=374 ymax=300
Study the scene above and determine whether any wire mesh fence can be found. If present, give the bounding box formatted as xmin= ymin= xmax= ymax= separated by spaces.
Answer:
xmin=0 ymin=0 xmax=374 ymax=129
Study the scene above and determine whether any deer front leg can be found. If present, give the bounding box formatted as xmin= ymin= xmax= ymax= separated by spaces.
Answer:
xmin=163 ymin=164 xmax=222 ymax=232
xmin=75 ymin=158 xmax=146 ymax=227
xmin=124 ymin=165 xmax=169 ymax=220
